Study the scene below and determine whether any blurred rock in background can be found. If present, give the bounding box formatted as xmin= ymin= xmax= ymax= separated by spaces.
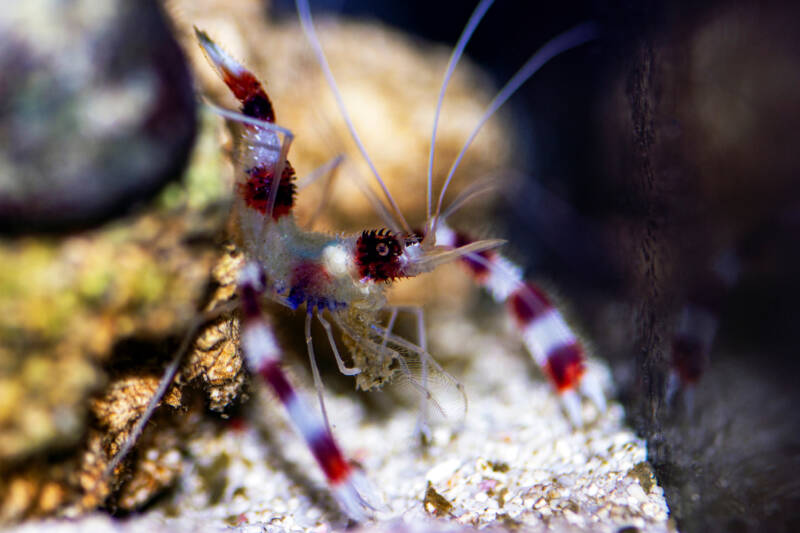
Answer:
xmin=0 ymin=0 xmax=196 ymax=232
xmin=0 ymin=0 xmax=209 ymax=522
xmin=605 ymin=4 xmax=800 ymax=532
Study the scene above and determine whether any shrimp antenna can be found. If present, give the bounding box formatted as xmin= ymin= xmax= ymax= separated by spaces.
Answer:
xmin=439 ymin=178 xmax=497 ymax=222
xmin=296 ymin=0 xmax=411 ymax=234
xmin=431 ymin=22 xmax=600 ymax=238
xmin=203 ymin=100 xmax=295 ymax=140
xmin=427 ymin=0 xmax=495 ymax=227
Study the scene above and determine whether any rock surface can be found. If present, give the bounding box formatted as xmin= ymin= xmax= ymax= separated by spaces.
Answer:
xmin=5 ymin=310 xmax=672 ymax=532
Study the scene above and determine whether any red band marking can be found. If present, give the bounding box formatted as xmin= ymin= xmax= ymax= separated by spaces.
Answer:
xmin=454 ymin=231 xmax=495 ymax=280
xmin=227 ymin=416 xmax=248 ymax=432
xmin=545 ymin=343 xmax=585 ymax=391
xmin=221 ymin=69 xmax=275 ymax=122
xmin=240 ymin=283 xmax=262 ymax=319
xmin=238 ymin=161 xmax=296 ymax=219
xmin=310 ymin=432 xmax=352 ymax=485
xmin=508 ymin=283 xmax=553 ymax=326
xmin=671 ymin=336 xmax=706 ymax=383
xmin=258 ymin=361 xmax=293 ymax=404
xmin=292 ymin=261 xmax=331 ymax=285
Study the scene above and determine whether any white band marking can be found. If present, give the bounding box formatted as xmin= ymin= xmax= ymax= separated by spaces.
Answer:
xmin=520 ymin=309 xmax=576 ymax=366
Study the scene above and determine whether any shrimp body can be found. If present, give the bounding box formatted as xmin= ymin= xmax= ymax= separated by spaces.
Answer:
xmin=254 ymin=219 xmax=367 ymax=311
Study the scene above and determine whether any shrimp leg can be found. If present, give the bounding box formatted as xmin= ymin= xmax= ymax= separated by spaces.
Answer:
xmin=435 ymin=222 xmax=606 ymax=426
xmin=238 ymin=262 xmax=373 ymax=521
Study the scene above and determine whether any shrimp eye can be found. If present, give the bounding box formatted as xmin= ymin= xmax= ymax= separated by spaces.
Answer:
xmin=355 ymin=229 xmax=404 ymax=281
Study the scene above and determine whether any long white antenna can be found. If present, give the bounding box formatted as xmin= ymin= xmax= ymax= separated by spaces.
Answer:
xmin=204 ymin=101 xmax=295 ymax=139
xmin=296 ymin=0 xmax=411 ymax=233
xmin=431 ymin=22 xmax=599 ymax=238
xmin=426 ymin=0 xmax=495 ymax=225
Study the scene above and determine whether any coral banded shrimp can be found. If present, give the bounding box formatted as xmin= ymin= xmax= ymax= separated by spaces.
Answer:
xmin=122 ymin=0 xmax=605 ymax=522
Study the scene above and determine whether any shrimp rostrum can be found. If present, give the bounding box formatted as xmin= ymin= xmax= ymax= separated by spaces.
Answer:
xmin=193 ymin=0 xmax=605 ymax=521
